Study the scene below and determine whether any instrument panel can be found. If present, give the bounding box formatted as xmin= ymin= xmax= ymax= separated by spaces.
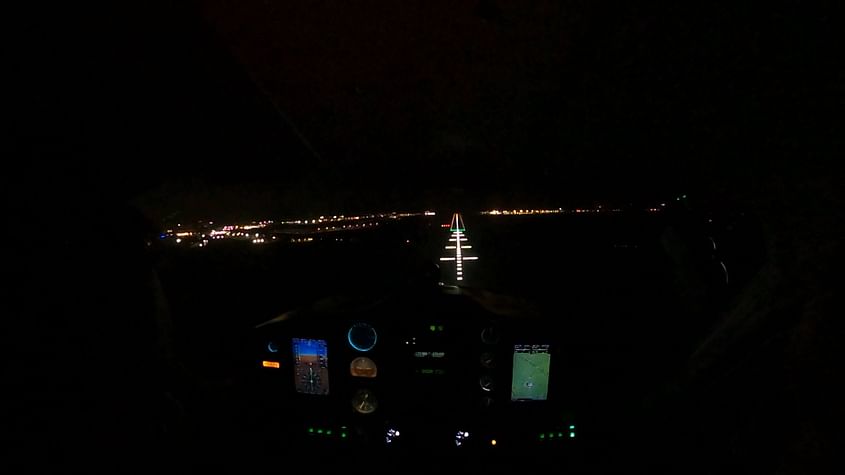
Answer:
xmin=252 ymin=288 xmax=579 ymax=452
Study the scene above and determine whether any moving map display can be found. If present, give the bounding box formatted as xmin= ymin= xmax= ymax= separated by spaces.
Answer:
xmin=511 ymin=344 xmax=551 ymax=401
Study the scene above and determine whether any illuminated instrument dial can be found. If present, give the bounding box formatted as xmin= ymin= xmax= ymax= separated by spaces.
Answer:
xmin=480 ymin=352 xmax=495 ymax=368
xmin=348 ymin=322 xmax=378 ymax=352
xmin=350 ymin=357 xmax=378 ymax=378
xmin=351 ymin=389 xmax=378 ymax=414
xmin=480 ymin=326 xmax=500 ymax=345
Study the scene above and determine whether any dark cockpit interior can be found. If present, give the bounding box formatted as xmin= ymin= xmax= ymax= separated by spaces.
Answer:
xmin=5 ymin=2 xmax=841 ymax=474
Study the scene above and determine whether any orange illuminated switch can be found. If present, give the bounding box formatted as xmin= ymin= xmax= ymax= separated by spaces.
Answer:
xmin=262 ymin=360 xmax=280 ymax=369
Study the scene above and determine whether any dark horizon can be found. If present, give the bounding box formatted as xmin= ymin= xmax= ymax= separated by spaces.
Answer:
xmin=10 ymin=1 xmax=831 ymax=222
xmin=142 ymin=195 xmax=674 ymax=227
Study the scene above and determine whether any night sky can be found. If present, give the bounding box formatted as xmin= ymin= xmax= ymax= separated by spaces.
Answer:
xmin=7 ymin=1 xmax=837 ymax=221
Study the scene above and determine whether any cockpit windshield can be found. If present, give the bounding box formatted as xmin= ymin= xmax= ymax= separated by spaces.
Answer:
xmin=7 ymin=2 xmax=839 ymax=473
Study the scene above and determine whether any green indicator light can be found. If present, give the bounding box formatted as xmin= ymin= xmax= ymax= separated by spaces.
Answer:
xmin=317 ymin=429 xmax=324 ymax=434
xmin=558 ymin=432 xmax=564 ymax=438
xmin=570 ymin=432 xmax=575 ymax=438
xmin=326 ymin=430 xmax=333 ymax=436
xmin=429 ymin=325 xmax=436 ymax=332
xmin=341 ymin=433 xmax=348 ymax=438
xmin=438 ymin=325 xmax=444 ymax=331
xmin=548 ymin=432 xmax=555 ymax=439
xmin=539 ymin=433 xmax=545 ymax=440
xmin=341 ymin=426 xmax=347 ymax=429
xmin=569 ymin=425 xmax=575 ymax=430
xmin=307 ymin=427 xmax=314 ymax=434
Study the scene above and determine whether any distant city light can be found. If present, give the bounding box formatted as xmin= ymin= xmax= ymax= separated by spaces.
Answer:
xmin=166 ymin=210 xmax=441 ymax=250
xmin=480 ymin=206 xmax=663 ymax=216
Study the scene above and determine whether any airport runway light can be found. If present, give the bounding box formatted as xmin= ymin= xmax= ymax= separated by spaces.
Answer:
xmin=441 ymin=213 xmax=479 ymax=283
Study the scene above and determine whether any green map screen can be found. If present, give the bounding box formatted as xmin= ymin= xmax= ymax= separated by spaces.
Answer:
xmin=511 ymin=344 xmax=551 ymax=401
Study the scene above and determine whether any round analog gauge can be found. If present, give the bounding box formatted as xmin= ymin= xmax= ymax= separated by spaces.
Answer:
xmin=479 ymin=375 xmax=494 ymax=392
xmin=480 ymin=326 xmax=500 ymax=345
xmin=350 ymin=357 xmax=378 ymax=378
xmin=480 ymin=352 xmax=495 ymax=368
xmin=348 ymin=322 xmax=378 ymax=352
xmin=351 ymin=389 xmax=378 ymax=414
